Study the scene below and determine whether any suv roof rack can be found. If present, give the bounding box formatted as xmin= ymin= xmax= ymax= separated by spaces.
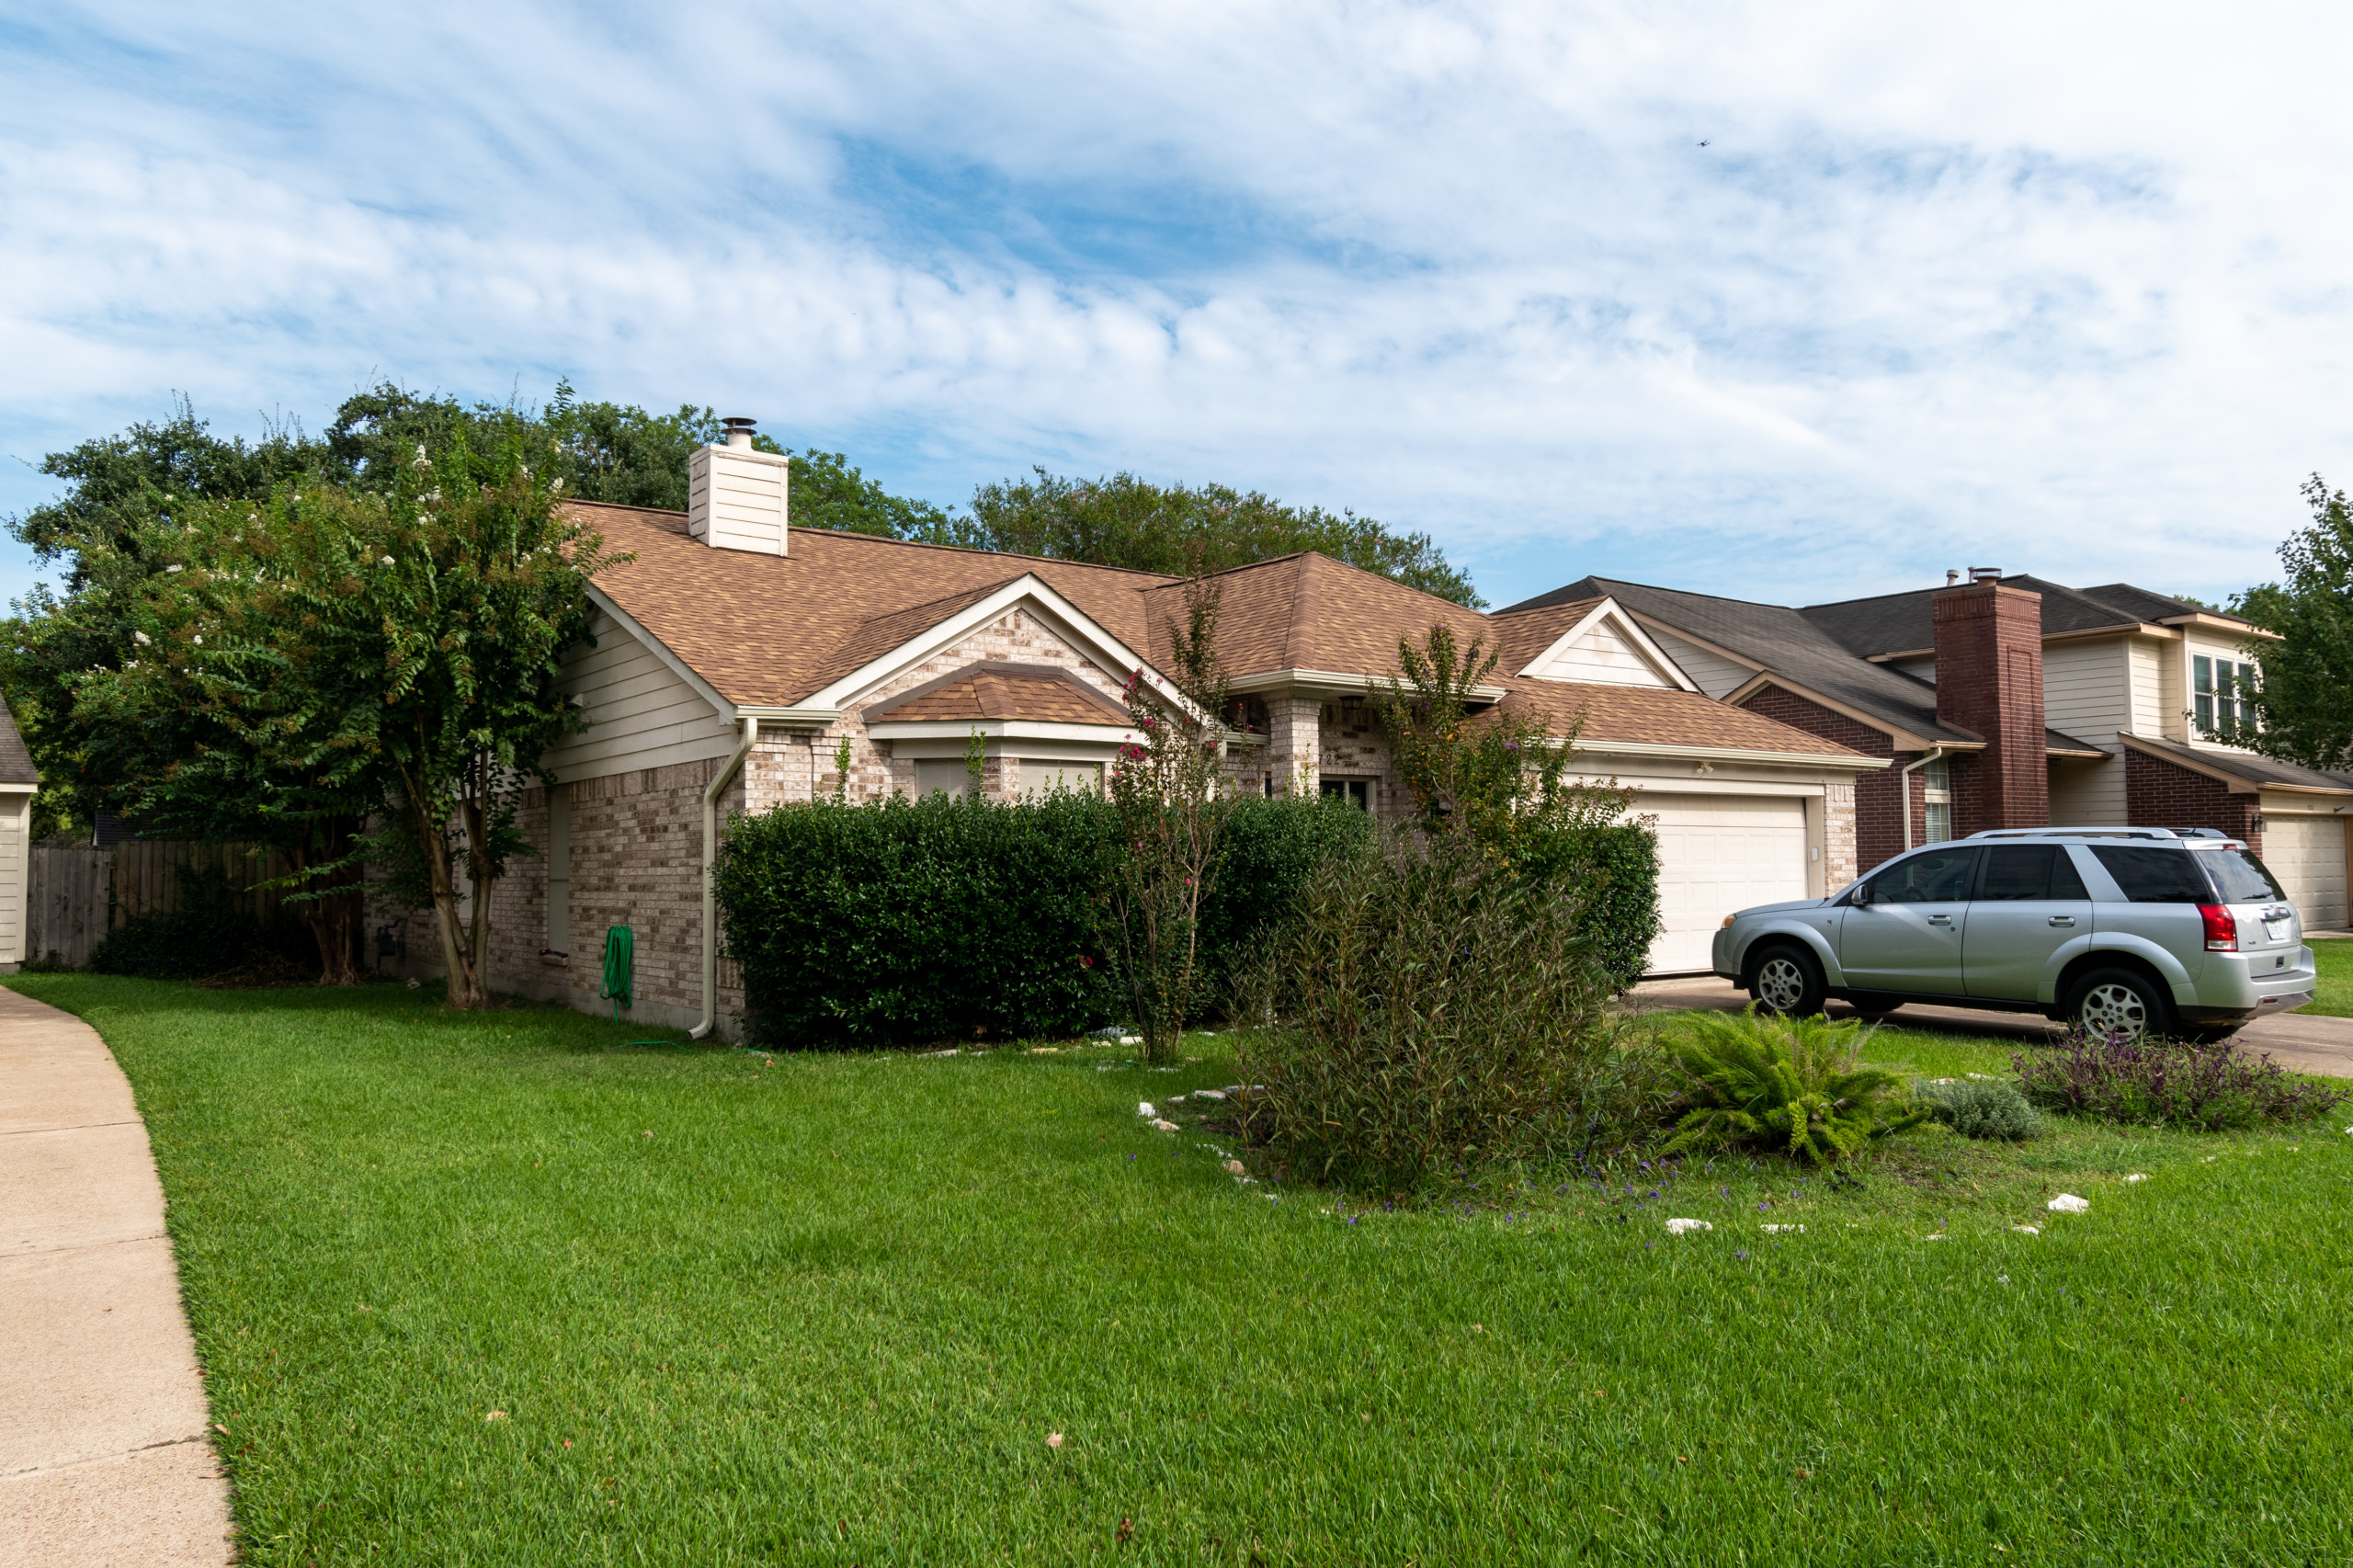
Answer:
xmin=1966 ymin=826 xmax=2183 ymax=841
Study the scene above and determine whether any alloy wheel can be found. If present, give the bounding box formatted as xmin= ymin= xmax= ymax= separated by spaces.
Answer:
xmin=2078 ymin=982 xmax=2149 ymax=1042
xmin=1756 ymin=955 xmax=1808 ymax=1013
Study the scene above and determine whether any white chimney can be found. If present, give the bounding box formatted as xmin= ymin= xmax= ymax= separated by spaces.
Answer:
xmin=687 ymin=416 xmax=789 ymax=555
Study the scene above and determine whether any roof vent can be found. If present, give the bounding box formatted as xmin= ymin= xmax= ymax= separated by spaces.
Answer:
xmin=688 ymin=418 xmax=790 ymax=555
xmin=1946 ymin=570 xmax=1960 ymax=586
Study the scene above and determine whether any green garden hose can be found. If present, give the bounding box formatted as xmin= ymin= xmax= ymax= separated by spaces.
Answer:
xmin=599 ymin=925 xmax=633 ymax=1020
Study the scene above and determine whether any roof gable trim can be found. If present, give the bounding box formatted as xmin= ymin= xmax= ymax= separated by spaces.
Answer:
xmin=1514 ymin=598 xmax=1700 ymax=692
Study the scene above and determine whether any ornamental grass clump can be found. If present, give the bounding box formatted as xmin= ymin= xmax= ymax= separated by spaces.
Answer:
xmin=2015 ymin=1032 xmax=2347 ymax=1131
xmin=1915 ymin=1077 xmax=2046 ymax=1141
xmin=1660 ymin=1007 xmax=1927 ymax=1166
xmin=1233 ymin=831 xmax=1664 ymax=1192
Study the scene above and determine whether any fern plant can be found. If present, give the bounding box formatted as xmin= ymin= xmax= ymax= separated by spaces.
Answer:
xmin=1661 ymin=1007 xmax=1927 ymax=1165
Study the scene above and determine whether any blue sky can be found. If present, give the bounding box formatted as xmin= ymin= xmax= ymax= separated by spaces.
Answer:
xmin=5 ymin=2 xmax=2349 ymax=610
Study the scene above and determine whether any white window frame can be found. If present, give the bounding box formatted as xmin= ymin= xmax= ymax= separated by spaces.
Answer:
xmin=1922 ymin=756 xmax=1952 ymax=844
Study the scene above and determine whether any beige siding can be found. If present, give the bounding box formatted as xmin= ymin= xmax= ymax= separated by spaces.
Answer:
xmin=542 ymin=614 xmax=735 ymax=781
xmin=1530 ymin=618 xmax=1673 ymax=687
xmin=1884 ymin=654 xmax=1936 ymax=685
xmin=0 ymin=794 xmax=25 ymax=963
xmin=1644 ymin=626 xmax=1756 ymax=699
xmin=2127 ymin=637 xmax=2170 ymax=738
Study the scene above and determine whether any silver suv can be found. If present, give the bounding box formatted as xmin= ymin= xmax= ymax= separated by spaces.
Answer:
xmin=1711 ymin=827 xmax=2315 ymax=1041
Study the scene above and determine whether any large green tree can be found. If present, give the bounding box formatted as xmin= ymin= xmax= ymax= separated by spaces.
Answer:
xmin=2226 ymin=475 xmax=2353 ymax=773
xmin=930 ymin=469 xmax=1483 ymax=608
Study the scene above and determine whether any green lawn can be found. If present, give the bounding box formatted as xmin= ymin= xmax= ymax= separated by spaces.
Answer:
xmin=2305 ymin=936 xmax=2353 ymax=1017
xmin=17 ymin=974 xmax=2353 ymax=1565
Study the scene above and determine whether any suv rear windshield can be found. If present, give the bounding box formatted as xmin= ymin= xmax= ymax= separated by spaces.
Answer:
xmin=2088 ymin=845 xmax=2214 ymax=903
xmin=2200 ymin=848 xmax=2285 ymax=903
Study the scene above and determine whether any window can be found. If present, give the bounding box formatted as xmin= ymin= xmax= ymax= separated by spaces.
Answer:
xmin=2202 ymin=849 xmax=2282 ymax=903
xmin=1864 ymin=846 xmax=1977 ymax=903
xmin=915 ymin=758 xmax=972 ymax=799
xmin=2088 ymin=846 xmax=2213 ymax=903
xmin=2193 ymin=654 xmax=2255 ymax=738
xmin=1921 ymin=756 xmax=1952 ymax=844
xmin=1977 ymin=844 xmax=2089 ymax=902
xmin=1320 ymin=778 xmax=1371 ymax=810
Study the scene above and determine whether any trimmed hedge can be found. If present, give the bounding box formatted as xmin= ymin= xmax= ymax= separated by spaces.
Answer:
xmin=713 ymin=793 xmax=1373 ymax=1047
xmin=710 ymin=793 xmax=1659 ymax=1045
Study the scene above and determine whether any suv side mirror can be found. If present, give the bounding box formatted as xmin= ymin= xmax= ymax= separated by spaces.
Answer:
xmin=1851 ymin=881 xmax=1872 ymax=906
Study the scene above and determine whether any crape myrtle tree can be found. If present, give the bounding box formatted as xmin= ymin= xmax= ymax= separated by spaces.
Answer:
xmin=1102 ymin=575 xmax=1235 ymax=1062
xmin=65 ymin=425 xmax=622 ymax=1006
xmin=1375 ymin=624 xmax=1632 ymax=862
xmin=2221 ymin=474 xmax=2353 ymax=772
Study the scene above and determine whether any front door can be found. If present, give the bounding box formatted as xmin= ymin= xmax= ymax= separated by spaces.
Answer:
xmin=1839 ymin=846 xmax=1979 ymax=994
xmin=1963 ymin=844 xmax=2094 ymax=1000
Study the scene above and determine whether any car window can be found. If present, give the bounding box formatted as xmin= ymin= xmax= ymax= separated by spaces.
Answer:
xmin=2088 ymin=845 xmax=2213 ymax=903
xmin=1867 ymin=847 xmax=1976 ymax=903
xmin=2050 ymin=848 xmax=2089 ymax=901
xmin=1977 ymin=844 xmax=2094 ymax=901
xmin=2201 ymin=848 xmax=2284 ymax=903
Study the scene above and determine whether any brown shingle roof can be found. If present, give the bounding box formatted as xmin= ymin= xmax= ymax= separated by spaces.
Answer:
xmin=1495 ymin=679 xmax=1862 ymax=757
xmin=865 ymin=662 xmax=1131 ymax=725
xmin=1490 ymin=597 xmax=1603 ymax=675
xmin=563 ymin=501 xmax=1863 ymax=763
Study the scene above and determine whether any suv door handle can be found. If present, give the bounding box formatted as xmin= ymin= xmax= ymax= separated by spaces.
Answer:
xmin=2048 ymin=915 xmax=2075 ymax=927
xmin=1927 ymin=914 xmax=1953 ymax=926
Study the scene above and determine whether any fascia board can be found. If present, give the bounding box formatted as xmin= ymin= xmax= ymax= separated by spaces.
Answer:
xmin=1568 ymin=738 xmax=1893 ymax=770
xmin=2159 ymin=610 xmax=2279 ymax=641
xmin=1514 ymin=598 xmax=1700 ymax=692
xmin=1724 ymin=672 xmax=1968 ymax=754
xmin=866 ymin=720 xmax=1142 ymax=745
xmin=802 ymin=574 xmax=1200 ymax=721
xmin=733 ymin=705 xmax=841 ymax=731
xmin=1227 ymin=667 xmax=1508 ymax=701
xmin=0 ymin=782 xmax=37 ymax=794
xmin=585 ymin=586 xmax=735 ymax=717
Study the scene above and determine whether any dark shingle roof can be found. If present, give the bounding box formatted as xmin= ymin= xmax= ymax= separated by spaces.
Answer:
xmin=0 ymin=696 xmax=37 ymax=786
xmin=2122 ymin=733 xmax=2353 ymax=794
xmin=1792 ymin=575 xmax=2246 ymax=658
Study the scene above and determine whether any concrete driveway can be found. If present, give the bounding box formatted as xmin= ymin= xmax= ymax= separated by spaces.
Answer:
xmin=1626 ymin=974 xmax=2353 ymax=1079
xmin=0 ymin=987 xmax=233 ymax=1566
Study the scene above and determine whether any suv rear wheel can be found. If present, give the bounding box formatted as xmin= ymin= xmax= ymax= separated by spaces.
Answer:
xmin=2062 ymin=966 xmax=2173 ymax=1043
xmin=1748 ymin=945 xmax=1827 ymax=1018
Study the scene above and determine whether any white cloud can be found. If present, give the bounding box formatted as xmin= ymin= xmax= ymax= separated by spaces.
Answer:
xmin=3 ymin=1 xmax=2350 ymax=608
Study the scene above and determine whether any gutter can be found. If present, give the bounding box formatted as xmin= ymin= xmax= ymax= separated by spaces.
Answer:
xmin=688 ymin=714 xmax=759 ymax=1041
xmin=1898 ymin=745 xmax=1947 ymax=853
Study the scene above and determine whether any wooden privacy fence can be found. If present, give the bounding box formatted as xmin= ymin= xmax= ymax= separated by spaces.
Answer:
xmin=26 ymin=840 xmax=295 ymax=969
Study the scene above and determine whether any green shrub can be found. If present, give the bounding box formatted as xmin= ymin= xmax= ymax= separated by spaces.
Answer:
xmin=712 ymin=792 xmax=1364 ymax=1047
xmin=1661 ymin=1008 xmax=1927 ymax=1165
xmin=89 ymin=905 xmax=313 ymax=981
xmin=2015 ymin=1032 xmax=2347 ymax=1130
xmin=1233 ymin=831 xmax=1664 ymax=1191
xmin=1515 ymin=824 xmax=1661 ymax=992
xmin=1915 ymin=1077 xmax=2045 ymax=1141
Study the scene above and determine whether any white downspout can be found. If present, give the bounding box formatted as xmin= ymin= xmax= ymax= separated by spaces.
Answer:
xmin=1898 ymin=745 xmax=1947 ymax=853
xmin=689 ymin=715 xmax=759 ymax=1040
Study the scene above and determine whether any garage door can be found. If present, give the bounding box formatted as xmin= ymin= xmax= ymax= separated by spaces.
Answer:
xmin=1644 ymin=794 xmax=1810 ymax=973
xmin=2264 ymin=815 xmax=2347 ymax=930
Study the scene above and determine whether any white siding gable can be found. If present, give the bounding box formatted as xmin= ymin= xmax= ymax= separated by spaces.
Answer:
xmin=1642 ymin=626 xmax=1756 ymax=699
xmin=1520 ymin=603 xmax=1697 ymax=690
xmin=542 ymin=608 xmax=736 ymax=781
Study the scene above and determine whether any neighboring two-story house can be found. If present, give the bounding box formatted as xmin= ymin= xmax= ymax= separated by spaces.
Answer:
xmin=1512 ymin=571 xmax=2353 ymax=927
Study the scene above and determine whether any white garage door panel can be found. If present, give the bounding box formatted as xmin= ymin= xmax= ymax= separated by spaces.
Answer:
xmin=1644 ymin=794 xmax=1810 ymax=974
xmin=2264 ymin=816 xmax=2347 ymax=929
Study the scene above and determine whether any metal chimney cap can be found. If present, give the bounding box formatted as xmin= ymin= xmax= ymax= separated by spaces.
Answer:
xmin=721 ymin=416 xmax=757 ymax=449
xmin=1968 ymin=565 xmax=2003 ymax=583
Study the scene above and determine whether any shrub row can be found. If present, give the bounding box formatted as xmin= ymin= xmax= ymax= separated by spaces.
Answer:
xmin=712 ymin=793 xmax=1375 ymax=1047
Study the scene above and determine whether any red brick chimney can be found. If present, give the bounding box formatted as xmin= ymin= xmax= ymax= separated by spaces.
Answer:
xmin=1932 ymin=577 xmax=2048 ymax=831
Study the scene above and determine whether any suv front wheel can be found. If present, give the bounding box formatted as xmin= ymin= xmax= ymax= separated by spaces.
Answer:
xmin=1748 ymin=945 xmax=1827 ymax=1018
xmin=2062 ymin=966 xmax=2173 ymax=1043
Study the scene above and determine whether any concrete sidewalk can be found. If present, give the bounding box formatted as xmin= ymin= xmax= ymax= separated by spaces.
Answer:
xmin=0 ymin=986 xmax=233 ymax=1566
xmin=1626 ymin=974 xmax=2353 ymax=1078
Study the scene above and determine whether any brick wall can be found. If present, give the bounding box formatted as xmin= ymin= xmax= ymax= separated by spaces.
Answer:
xmin=2124 ymin=748 xmax=2262 ymax=852
xmin=1738 ymin=686 xmax=1919 ymax=872
xmin=1932 ymin=582 xmax=2048 ymax=830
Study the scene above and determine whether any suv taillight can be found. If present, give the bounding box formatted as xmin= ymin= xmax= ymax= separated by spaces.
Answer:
xmin=2198 ymin=903 xmax=2238 ymax=951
